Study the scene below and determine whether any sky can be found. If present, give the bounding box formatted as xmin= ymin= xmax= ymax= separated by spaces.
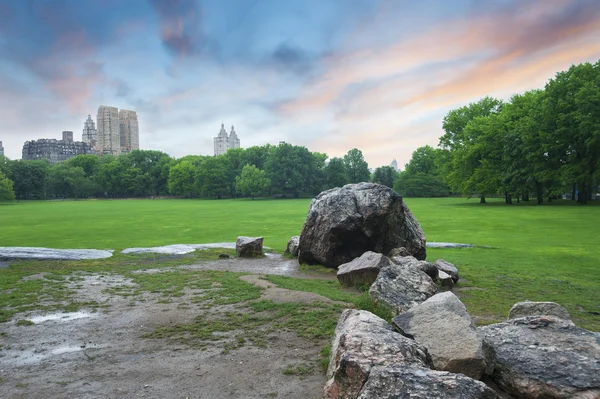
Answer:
xmin=0 ymin=0 xmax=599 ymax=168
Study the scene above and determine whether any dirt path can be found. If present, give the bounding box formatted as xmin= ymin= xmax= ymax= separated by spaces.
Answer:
xmin=0 ymin=257 xmax=343 ymax=399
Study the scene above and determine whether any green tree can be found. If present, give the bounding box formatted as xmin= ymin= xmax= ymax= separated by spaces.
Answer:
xmin=67 ymin=154 xmax=99 ymax=177
xmin=343 ymin=148 xmax=370 ymax=183
xmin=10 ymin=160 xmax=50 ymax=199
xmin=0 ymin=171 xmax=15 ymax=201
xmin=265 ymin=142 xmax=313 ymax=197
xmin=168 ymin=161 xmax=197 ymax=197
xmin=96 ymin=160 xmax=127 ymax=197
xmin=394 ymin=172 xmax=449 ymax=197
xmin=372 ymin=166 xmax=399 ymax=188
xmin=235 ymin=164 xmax=271 ymax=199
xmin=325 ymin=157 xmax=349 ymax=189
xmin=196 ymin=156 xmax=230 ymax=198
xmin=48 ymin=164 xmax=92 ymax=198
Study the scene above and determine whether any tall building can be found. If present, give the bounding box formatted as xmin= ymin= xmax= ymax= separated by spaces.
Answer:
xmin=390 ymin=159 xmax=399 ymax=172
xmin=22 ymin=134 xmax=95 ymax=164
xmin=119 ymin=109 xmax=139 ymax=153
xmin=0 ymin=141 xmax=4 ymax=157
xmin=96 ymin=105 xmax=121 ymax=156
xmin=213 ymin=123 xmax=240 ymax=156
xmin=82 ymin=115 xmax=98 ymax=149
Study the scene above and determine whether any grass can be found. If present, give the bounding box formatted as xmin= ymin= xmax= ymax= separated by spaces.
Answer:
xmin=0 ymin=197 xmax=599 ymax=330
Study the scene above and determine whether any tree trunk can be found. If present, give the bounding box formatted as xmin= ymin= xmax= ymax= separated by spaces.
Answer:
xmin=504 ymin=190 xmax=512 ymax=204
xmin=577 ymin=180 xmax=588 ymax=204
xmin=523 ymin=192 xmax=529 ymax=201
xmin=572 ymin=183 xmax=577 ymax=200
xmin=536 ymin=183 xmax=543 ymax=204
xmin=480 ymin=194 xmax=486 ymax=204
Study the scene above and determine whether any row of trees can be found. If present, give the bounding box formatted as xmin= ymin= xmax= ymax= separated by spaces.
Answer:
xmin=0 ymin=144 xmax=380 ymax=200
xmin=397 ymin=60 xmax=599 ymax=204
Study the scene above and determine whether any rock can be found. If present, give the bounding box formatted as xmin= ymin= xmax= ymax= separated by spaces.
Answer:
xmin=392 ymin=292 xmax=491 ymax=379
xmin=297 ymin=183 xmax=426 ymax=268
xmin=337 ymin=252 xmax=391 ymax=287
xmin=435 ymin=259 xmax=460 ymax=283
xmin=438 ymin=270 xmax=454 ymax=288
xmin=508 ymin=301 xmax=572 ymax=322
xmin=235 ymin=236 xmax=264 ymax=258
xmin=285 ymin=236 xmax=300 ymax=257
xmin=391 ymin=255 xmax=438 ymax=280
xmin=369 ymin=263 xmax=437 ymax=316
xmin=356 ymin=365 xmax=502 ymax=399
xmin=324 ymin=309 xmax=431 ymax=399
xmin=0 ymin=247 xmax=113 ymax=260
xmin=218 ymin=253 xmax=230 ymax=259
xmin=479 ymin=316 xmax=600 ymax=399
xmin=388 ymin=247 xmax=411 ymax=257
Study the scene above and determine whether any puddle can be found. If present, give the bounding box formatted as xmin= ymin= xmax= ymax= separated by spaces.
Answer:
xmin=4 ymin=344 xmax=104 ymax=366
xmin=122 ymin=243 xmax=237 ymax=255
xmin=28 ymin=311 xmax=94 ymax=324
xmin=427 ymin=242 xmax=475 ymax=248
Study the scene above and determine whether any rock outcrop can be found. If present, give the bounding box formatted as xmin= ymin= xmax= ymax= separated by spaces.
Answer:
xmin=435 ymin=259 xmax=460 ymax=283
xmin=356 ymin=365 xmax=501 ymax=399
xmin=391 ymin=255 xmax=439 ymax=280
xmin=235 ymin=236 xmax=264 ymax=258
xmin=298 ymin=183 xmax=426 ymax=268
xmin=285 ymin=236 xmax=300 ymax=257
xmin=323 ymin=309 xmax=431 ymax=399
xmin=480 ymin=315 xmax=600 ymax=399
xmin=369 ymin=263 xmax=437 ymax=316
xmin=0 ymin=247 xmax=113 ymax=260
xmin=507 ymin=301 xmax=572 ymax=322
xmin=392 ymin=292 xmax=491 ymax=379
xmin=337 ymin=251 xmax=391 ymax=287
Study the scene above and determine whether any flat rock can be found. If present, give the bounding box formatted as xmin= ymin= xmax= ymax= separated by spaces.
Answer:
xmin=356 ymin=365 xmax=501 ymax=399
xmin=392 ymin=291 xmax=491 ymax=379
xmin=369 ymin=263 xmax=437 ymax=316
xmin=236 ymin=236 xmax=264 ymax=258
xmin=438 ymin=270 xmax=454 ymax=288
xmin=480 ymin=316 xmax=600 ymax=399
xmin=0 ymin=247 xmax=113 ymax=260
xmin=435 ymin=259 xmax=460 ymax=282
xmin=323 ymin=309 xmax=431 ymax=399
xmin=298 ymin=183 xmax=426 ymax=268
xmin=122 ymin=242 xmax=236 ymax=254
xmin=337 ymin=251 xmax=391 ymax=287
xmin=508 ymin=301 xmax=572 ymax=322
xmin=285 ymin=236 xmax=300 ymax=257
xmin=391 ymin=255 xmax=438 ymax=280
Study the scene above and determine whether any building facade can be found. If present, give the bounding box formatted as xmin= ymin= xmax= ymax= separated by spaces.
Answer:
xmin=82 ymin=115 xmax=98 ymax=149
xmin=22 ymin=134 xmax=95 ymax=164
xmin=213 ymin=124 xmax=240 ymax=156
xmin=97 ymin=105 xmax=121 ymax=156
xmin=119 ymin=109 xmax=139 ymax=153
xmin=390 ymin=159 xmax=399 ymax=172
xmin=0 ymin=141 xmax=4 ymax=157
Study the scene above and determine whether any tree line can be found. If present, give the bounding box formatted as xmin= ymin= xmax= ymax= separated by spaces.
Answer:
xmin=394 ymin=60 xmax=600 ymax=204
xmin=0 ymin=144 xmax=380 ymax=200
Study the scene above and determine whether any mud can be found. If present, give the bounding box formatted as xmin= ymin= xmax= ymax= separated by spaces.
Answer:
xmin=0 ymin=256 xmax=339 ymax=399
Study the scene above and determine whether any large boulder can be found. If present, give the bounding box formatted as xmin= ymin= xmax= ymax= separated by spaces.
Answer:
xmin=392 ymin=292 xmax=492 ymax=379
xmin=285 ymin=235 xmax=300 ymax=257
xmin=235 ymin=236 xmax=263 ymax=257
xmin=479 ymin=315 xmax=600 ymax=398
xmin=508 ymin=301 xmax=572 ymax=322
xmin=369 ymin=263 xmax=437 ymax=316
xmin=298 ymin=183 xmax=426 ymax=268
xmin=323 ymin=309 xmax=431 ymax=399
xmin=356 ymin=365 xmax=501 ymax=399
xmin=337 ymin=251 xmax=391 ymax=287
xmin=391 ymin=255 xmax=439 ymax=280
xmin=435 ymin=259 xmax=460 ymax=283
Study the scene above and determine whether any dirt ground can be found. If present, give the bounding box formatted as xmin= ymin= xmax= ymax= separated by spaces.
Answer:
xmin=0 ymin=256 xmax=344 ymax=399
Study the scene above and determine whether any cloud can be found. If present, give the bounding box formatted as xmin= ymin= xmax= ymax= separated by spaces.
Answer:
xmin=149 ymin=0 xmax=206 ymax=57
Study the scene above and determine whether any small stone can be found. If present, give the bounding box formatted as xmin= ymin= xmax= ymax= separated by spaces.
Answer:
xmin=236 ymin=236 xmax=264 ymax=258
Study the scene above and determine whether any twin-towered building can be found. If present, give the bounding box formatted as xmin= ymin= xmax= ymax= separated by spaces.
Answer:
xmin=214 ymin=123 xmax=240 ymax=156
xmin=92 ymin=106 xmax=139 ymax=156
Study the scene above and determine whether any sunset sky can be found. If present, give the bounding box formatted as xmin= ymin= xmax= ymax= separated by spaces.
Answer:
xmin=1 ymin=0 xmax=599 ymax=167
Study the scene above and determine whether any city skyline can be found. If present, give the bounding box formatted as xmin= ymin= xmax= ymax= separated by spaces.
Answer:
xmin=0 ymin=0 xmax=599 ymax=167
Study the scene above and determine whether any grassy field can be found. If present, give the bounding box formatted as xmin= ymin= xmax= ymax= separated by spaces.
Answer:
xmin=0 ymin=197 xmax=598 ymax=330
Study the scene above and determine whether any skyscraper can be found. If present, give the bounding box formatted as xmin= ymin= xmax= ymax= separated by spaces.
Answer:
xmin=213 ymin=123 xmax=240 ymax=156
xmin=119 ymin=109 xmax=139 ymax=153
xmin=0 ymin=141 xmax=4 ymax=157
xmin=97 ymin=105 xmax=120 ymax=156
xmin=82 ymin=114 xmax=98 ymax=150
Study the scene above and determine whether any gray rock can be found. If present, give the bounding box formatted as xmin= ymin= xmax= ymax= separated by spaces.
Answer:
xmin=337 ymin=251 xmax=391 ymax=287
xmin=391 ymin=255 xmax=439 ymax=280
xmin=438 ymin=270 xmax=454 ymax=288
xmin=480 ymin=316 xmax=600 ymax=399
xmin=508 ymin=301 xmax=572 ymax=322
xmin=0 ymin=247 xmax=113 ymax=260
xmin=369 ymin=263 xmax=437 ymax=316
xmin=235 ymin=236 xmax=264 ymax=258
xmin=324 ymin=309 xmax=431 ymax=399
xmin=392 ymin=292 xmax=491 ymax=379
xmin=297 ymin=183 xmax=426 ymax=268
xmin=356 ymin=365 xmax=501 ymax=399
xmin=218 ymin=253 xmax=230 ymax=259
xmin=435 ymin=259 xmax=460 ymax=282
xmin=285 ymin=236 xmax=300 ymax=257
xmin=388 ymin=247 xmax=411 ymax=257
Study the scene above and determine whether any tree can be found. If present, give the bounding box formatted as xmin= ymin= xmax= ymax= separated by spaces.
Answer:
xmin=394 ymin=172 xmax=449 ymax=197
xmin=325 ymin=157 xmax=349 ymax=189
xmin=372 ymin=166 xmax=399 ymax=188
xmin=196 ymin=156 xmax=230 ymax=198
xmin=67 ymin=154 xmax=99 ymax=177
xmin=343 ymin=148 xmax=370 ymax=183
xmin=235 ymin=164 xmax=271 ymax=199
xmin=10 ymin=160 xmax=49 ymax=199
xmin=168 ymin=161 xmax=197 ymax=197
xmin=265 ymin=142 xmax=312 ymax=197
xmin=0 ymin=171 xmax=15 ymax=201
xmin=48 ymin=164 xmax=92 ymax=198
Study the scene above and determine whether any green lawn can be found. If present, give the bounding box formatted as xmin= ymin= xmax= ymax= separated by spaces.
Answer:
xmin=0 ymin=197 xmax=598 ymax=330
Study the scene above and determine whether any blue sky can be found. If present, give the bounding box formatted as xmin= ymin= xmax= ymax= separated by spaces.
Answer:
xmin=1 ymin=0 xmax=599 ymax=168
